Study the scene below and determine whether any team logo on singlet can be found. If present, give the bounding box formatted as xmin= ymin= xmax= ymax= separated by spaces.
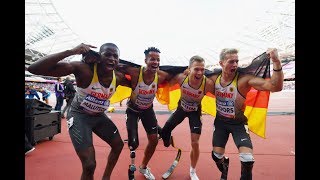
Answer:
xmin=134 ymin=81 xmax=156 ymax=109
xmin=229 ymin=87 xmax=234 ymax=92
xmin=182 ymin=89 xmax=200 ymax=98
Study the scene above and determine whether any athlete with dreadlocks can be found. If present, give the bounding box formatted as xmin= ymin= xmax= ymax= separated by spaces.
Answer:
xmin=116 ymin=47 xmax=180 ymax=180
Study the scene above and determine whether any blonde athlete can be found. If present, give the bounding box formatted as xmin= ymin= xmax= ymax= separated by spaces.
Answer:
xmin=208 ymin=48 xmax=283 ymax=180
xmin=161 ymin=55 xmax=215 ymax=180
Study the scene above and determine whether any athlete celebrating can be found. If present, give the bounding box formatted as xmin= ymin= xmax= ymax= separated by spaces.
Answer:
xmin=161 ymin=55 xmax=215 ymax=180
xmin=28 ymin=43 xmax=130 ymax=180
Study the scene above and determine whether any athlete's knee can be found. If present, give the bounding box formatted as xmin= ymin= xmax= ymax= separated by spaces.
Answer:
xmin=212 ymin=151 xmax=224 ymax=163
xmin=212 ymin=151 xmax=229 ymax=174
xmin=148 ymin=134 xmax=159 ymax=146
xmin=161 ymin=130 xmax=172 ymax=147
xmin=110 ymin=136 xmax=124 ymax=152
xmin=162 ymin=122 xmax=178 ymax=147
xmin=128 ymin=137 xmax=139 ymax=150
xmin=161 ymin=129 xmax=172 ymax=148
xmin=83 ymin=160 xmax=96 ymax=174
xmin=191 ymin=141 xmax=199 ymax=150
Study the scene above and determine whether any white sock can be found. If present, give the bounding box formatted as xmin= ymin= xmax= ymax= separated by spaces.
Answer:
xmin=190 ymin=166 xmax=196 ymax=173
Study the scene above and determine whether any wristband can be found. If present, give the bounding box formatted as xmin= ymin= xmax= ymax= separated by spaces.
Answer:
xmin=273 ymin=67 xmax=282 ymax=71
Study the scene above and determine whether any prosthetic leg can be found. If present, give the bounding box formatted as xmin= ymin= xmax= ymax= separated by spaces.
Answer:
xmin=240 ymin=161 xmax=254 ymax=180
xmin=161 ymin=124 xmax=173 ymax=147
xmin=128 ymin=150 xmax=136 ymax=180
xmin=239 ymin=152 xmax=254 ymax=180
xmin=127 ymin=124 xmax=139 ymax=180
xmin=212 ymin=151 xmax=229 ymax=180
xmin=162 ymin=136 xmax=182 ymax=179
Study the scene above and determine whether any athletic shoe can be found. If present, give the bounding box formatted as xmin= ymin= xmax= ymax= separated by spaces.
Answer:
xmin=190 ymin=168 xmax=199 ymax=180
xmin=25 ymin=147 xmax=35 ymax=155
xmin=139 ymin=166 xmax=155 ymax=180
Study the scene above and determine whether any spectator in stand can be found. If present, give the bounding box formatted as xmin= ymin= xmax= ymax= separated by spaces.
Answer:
xmin=54 ymin=77 xmax=64 ymax=112
xmin=25 ymin=84 xmax=30 ymax=98
xmin=62 ymin=77 xmax=76 ymax=118
xmin=25 ymin=85 xmax=40 ymax=100
xmin=38 ymin=87 xmax=51 ymax=104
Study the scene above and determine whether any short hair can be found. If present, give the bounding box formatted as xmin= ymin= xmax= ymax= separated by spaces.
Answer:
xmin=189 ymin=55 xmax=205 ymax=67
xmin=219 ymin=48 xmax=238 ymax=61
xmin=100 ymin=43 xmax=120 ymax=53
xmin=144 ymin=47 xmax=161 ymax=57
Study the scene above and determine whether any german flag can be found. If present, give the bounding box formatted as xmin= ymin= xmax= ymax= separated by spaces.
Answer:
xmin=244 ymin=88 xmax=270 ymax=138
xmin=110 ymin=52 xmax=271 ymax=138
xmin=109 ymin=85 xmax=132 ymax=104
xmin=241 ymin=52 xmax=271 ymax=138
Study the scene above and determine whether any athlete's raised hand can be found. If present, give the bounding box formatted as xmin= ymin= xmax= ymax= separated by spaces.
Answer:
xmin=71 ymin=43 xmax=97 ymax=55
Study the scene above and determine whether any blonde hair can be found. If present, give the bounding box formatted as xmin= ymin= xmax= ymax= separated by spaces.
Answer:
xmin=189 ymin=55 xmax=205 ymax=67
xmin=219 ymin=48 xmax=238 ymax=61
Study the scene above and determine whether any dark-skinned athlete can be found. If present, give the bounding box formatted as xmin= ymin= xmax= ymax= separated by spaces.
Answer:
xmin=28 ymin=43 xmax=131 ymax=180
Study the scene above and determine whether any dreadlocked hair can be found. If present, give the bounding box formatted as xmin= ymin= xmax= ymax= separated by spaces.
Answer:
xmin=144 ymin=47 xmax=161 ymax=57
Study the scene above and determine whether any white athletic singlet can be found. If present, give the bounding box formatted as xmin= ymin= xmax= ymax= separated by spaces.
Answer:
xmin=130 ymin=67 xmax=158 ymax=109
xmin=76 ymin=63 xmax=116 ymax=114
xmin=180 ymin=75 xmax=206 ymax=112
xmin=214 ymin=72 xmax=240 ymax=118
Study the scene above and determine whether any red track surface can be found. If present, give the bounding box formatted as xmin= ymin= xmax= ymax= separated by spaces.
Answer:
xmin=25 ymin=91 xmax=295 ymax=180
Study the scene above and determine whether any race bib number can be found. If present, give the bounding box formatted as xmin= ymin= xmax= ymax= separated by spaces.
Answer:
xmin=181 ymin=99 xmax=198 ymax=112
xmin=216 ymin=100 xmax=235 ymax=117
xmin=135 ymin=96 xmax=153 ymax=109
xmin=80 ymin=94 xmax=109 ymax=113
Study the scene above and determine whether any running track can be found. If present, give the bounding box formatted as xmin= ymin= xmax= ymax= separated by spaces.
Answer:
xmin=25 ymin=90 xmax=295 ymax=180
